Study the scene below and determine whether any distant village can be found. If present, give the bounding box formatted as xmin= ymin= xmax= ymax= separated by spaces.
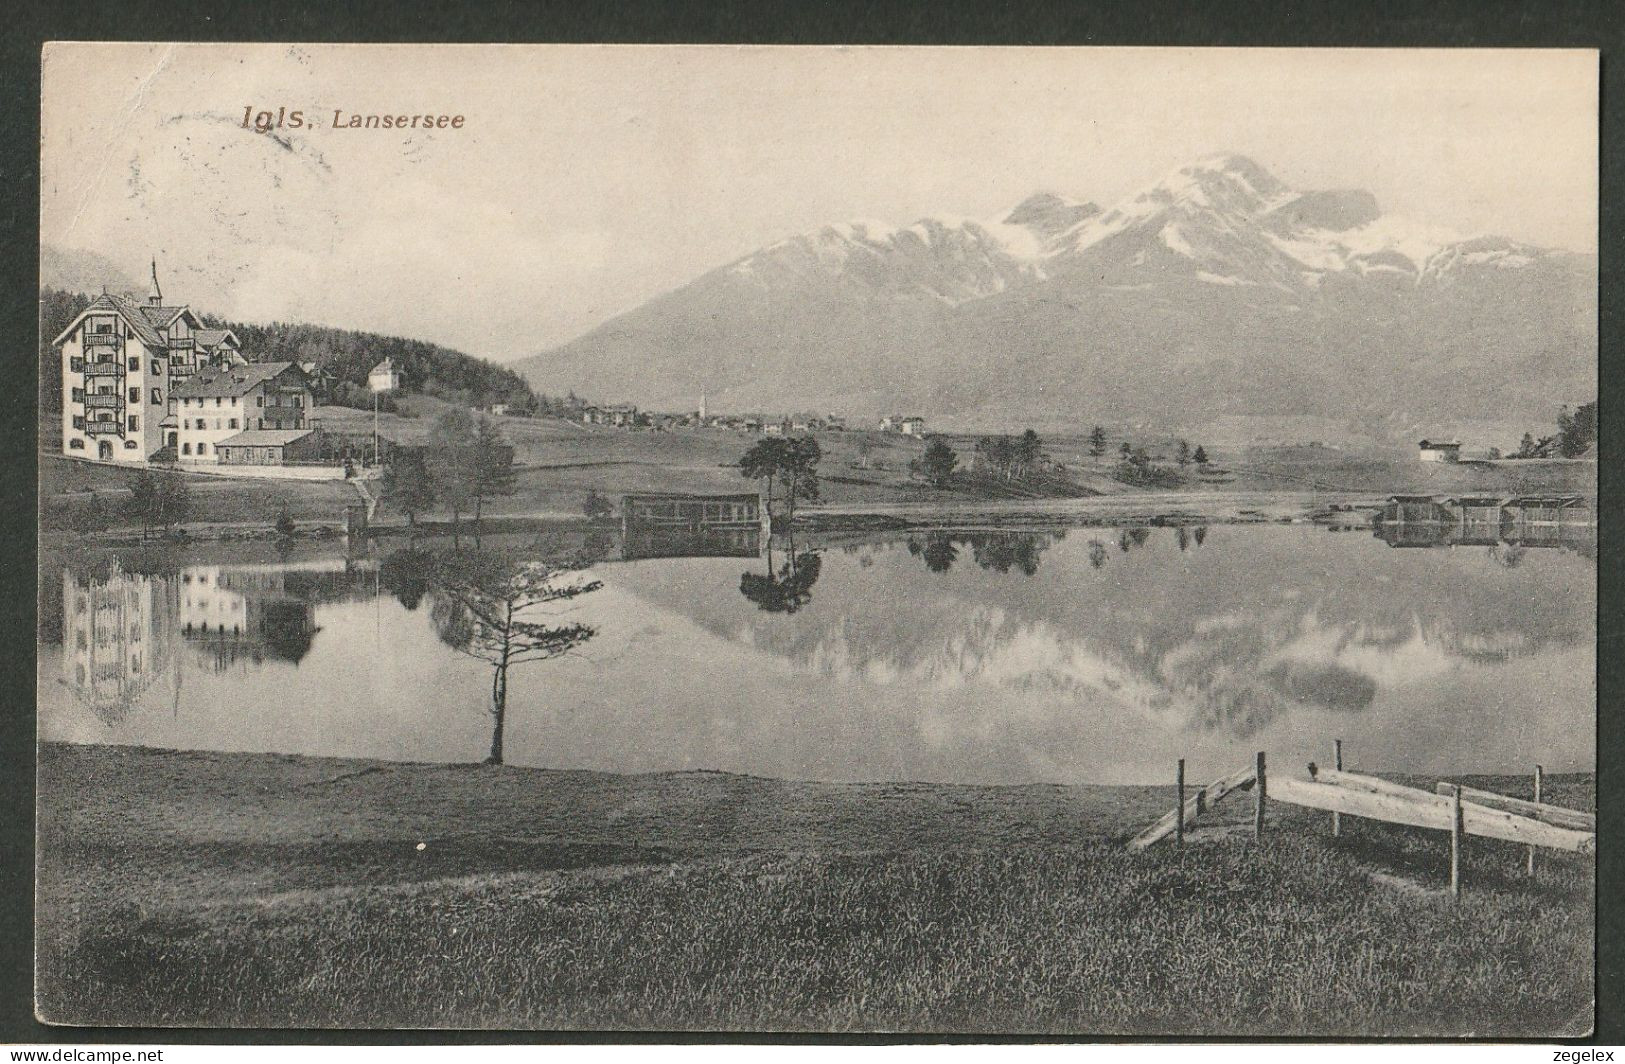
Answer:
xmin=570 ymin=397 xmax=925 ymax=438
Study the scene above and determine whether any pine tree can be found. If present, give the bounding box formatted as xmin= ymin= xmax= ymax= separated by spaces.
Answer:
xmin=382 ymin=448 xmax=436 ymax=527
xmin=471 ymin=416 xmax=517 ymax=529
xmin=921 ymin=438 xmax=959 ymax=488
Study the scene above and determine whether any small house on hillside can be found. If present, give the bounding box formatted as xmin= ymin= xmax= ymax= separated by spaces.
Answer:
xmin=368 ymin=358 xmax=402 ymax=393
xmin=1417 ymin=439 xmax=1462 ymax=463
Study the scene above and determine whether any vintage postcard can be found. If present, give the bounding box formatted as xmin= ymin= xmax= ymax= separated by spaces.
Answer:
xmin=36 ymin=44 xmax=1597 ymax=1035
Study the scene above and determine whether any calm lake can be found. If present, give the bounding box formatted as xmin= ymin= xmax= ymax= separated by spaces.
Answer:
xmin=38 ymin=523 xmax=1595 ymax=785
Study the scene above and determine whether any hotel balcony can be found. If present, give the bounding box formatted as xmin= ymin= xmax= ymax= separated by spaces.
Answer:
xmin=84 ymin=421 xmax=123 ymax=436
xmin=83 ymin=394 xmax=122 ymax=409
xmin=83 ymin=333 xmax=120 ymax=349
xmin=83 ymin=361 xmax=124 ymax=378
xmin=167 ymin=337 xmax=194 ymax=350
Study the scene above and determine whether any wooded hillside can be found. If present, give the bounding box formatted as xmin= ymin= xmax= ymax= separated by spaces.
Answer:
xmin=39 ymin=287 xmax=550 ymax=417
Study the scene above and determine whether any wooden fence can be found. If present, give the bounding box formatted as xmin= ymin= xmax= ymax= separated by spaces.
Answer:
xmin=1128 ymin=741 xmax=1594 ymax=899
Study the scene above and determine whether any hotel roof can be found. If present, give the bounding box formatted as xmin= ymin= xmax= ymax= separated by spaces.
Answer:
xmin=173 ymin=361 xmax=299 ymax=399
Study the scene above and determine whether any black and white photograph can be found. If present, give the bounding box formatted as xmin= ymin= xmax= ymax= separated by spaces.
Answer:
xmin=34 ymin=43 xmax=1598 ymax=1036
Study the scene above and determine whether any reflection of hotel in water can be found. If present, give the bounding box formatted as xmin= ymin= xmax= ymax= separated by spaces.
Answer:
xmin=180 ymin=565 xmax=322 ymax=671
xmin=63 ymin=558 xmax=379 ymax=722
xmin=62 ymin=561 xmax=181 ymax=725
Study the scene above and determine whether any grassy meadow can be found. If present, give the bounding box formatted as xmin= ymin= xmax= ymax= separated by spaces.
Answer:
xmin=36 ymin=744 xmax=1594 ymax=1035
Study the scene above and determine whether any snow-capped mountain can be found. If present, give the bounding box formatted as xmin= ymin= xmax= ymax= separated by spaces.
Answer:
xmin=519 ymin=154 xmax=1593 ymax=431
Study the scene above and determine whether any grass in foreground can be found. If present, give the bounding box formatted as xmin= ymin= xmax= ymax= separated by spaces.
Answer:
xmin=35 ymin=747 xmax=1593 ymax=1035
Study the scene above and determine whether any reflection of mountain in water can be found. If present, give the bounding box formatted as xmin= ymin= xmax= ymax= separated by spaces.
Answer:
xmin=60 ymin=558 xmax=380 ymax=722
xmin=628 ymin=527 xmax=1593 ymax=740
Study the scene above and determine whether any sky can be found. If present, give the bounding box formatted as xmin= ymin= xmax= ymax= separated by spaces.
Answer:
xmin=41 ymin=44 xmax=1597 ymax=363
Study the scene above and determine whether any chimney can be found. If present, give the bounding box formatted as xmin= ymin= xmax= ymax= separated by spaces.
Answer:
xmin=149 ymin=258 xmax=163 ymax=306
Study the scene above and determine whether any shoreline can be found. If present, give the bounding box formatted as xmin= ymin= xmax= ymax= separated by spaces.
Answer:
xmin=62 ymin=488 xmax=1379 ymax=547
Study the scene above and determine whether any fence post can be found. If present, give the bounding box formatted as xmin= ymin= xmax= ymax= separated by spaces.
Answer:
xmin=1254 ymin=751 xmax=1267 ymax=839
xmin=1175 ymin=758 xmax=1186 ymax=848
xmin=1331 ymin=739 xmax=1343 ymax=837
xmin=1528 ymin=765 xmax=1543 ymax=877
xmin=1448 ymin=783 xmax=1463 ymax=901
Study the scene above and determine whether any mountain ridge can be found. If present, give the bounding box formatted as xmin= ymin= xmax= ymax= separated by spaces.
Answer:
xmin=518 ymin=153 xmax=1594 ymax=435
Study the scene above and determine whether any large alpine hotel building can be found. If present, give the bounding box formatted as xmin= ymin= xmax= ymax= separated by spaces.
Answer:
xmin=53 ymin=288 xmax=311 ymax=465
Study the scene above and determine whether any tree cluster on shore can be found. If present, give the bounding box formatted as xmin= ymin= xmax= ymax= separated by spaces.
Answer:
xmin=972 ymin=430 xmax=1045 ymax=483
xmin=1103 ymin=432 xmax=1210 ymax=489
xmin=381 ymin=410 xmax=517 ymax=541
xmin=739 ymin=436 xmax=822 ymax=524
xmin=125 ymin=468 xmax=191 ymax=539
xmin=1509 ymin=401 xmax=1596 ymax=460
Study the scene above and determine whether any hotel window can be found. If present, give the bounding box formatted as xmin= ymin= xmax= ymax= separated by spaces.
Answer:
xmin=124 ymin=439 xmax=138 ymax=449
xmin=71 ymin=416 xmax=84 ymax=430
xmin=153 ymin=360 xmax=163 ymax=375
xmin=69 ymin=357 xmax=83 ymax=371
xmin=198 ymin=443 xmax=207 ymax=455
xmin=127 ymin=356 xmax=140 ymax=371
xmin=181 ymin=443 xmax=190 ymax=455
xmin=71 ymin=388 xmax=83 ymax=402
xmin=129 ymin=387 xmax=140 ymax=403
xmin=128 ymin=415 xmax=140 ymax=431
xmin=69 ymin=438 xmax=84 ymax=449
xmin=257 ymin=396 xmax=264 ymax=407
xmin=228 ymin=419 xmax=239 ymax=429
xmin=216 ymin=397 xmax=223 ymax=407
xmin=151 ymin=388 xmax=162 ymax=404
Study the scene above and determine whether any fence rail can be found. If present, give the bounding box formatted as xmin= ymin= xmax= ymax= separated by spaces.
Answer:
xmin=1128 ymin=740 xmax=1594 ymax=899
xmin=1275 ymin=774 xmax=1593 ymax=855
xmin=1431 ymin=781 xmax=1594 ymax=832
